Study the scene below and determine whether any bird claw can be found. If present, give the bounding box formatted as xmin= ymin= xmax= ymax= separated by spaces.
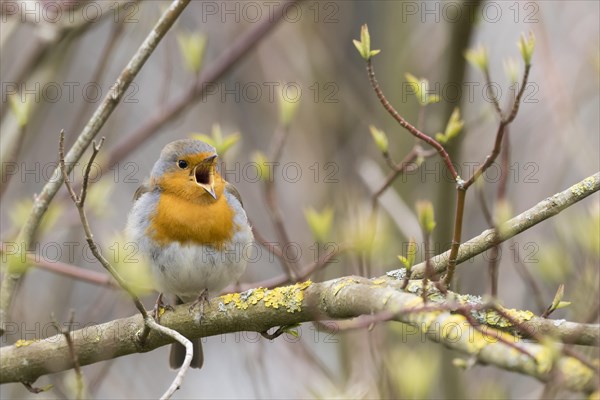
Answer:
xmin=189 ymin=289 xmax=210 ymax=323
xmin=153 ymin=293 xmax=174 ymax=322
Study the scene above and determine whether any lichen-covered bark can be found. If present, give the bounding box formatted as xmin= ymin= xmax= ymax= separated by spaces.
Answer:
xmin=1 ymin=276 xmax=597 ymax=393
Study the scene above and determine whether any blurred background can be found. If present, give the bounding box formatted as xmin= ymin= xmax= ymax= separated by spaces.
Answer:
xmin=1 ymin=0 xmax=598 ymax=398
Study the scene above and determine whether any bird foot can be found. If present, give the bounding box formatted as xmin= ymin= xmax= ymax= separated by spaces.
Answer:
xmin=189 ymin=289 xmax=210 ymax=323
xmin=153 ymin=293 xmax=174 ymax=322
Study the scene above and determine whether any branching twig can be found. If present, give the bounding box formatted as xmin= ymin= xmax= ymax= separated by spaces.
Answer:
xmin=58 ymin=133 xmax=147 ymax=318
xmin=366 ymin=60 xmax=459 ymax=181
xmin=371 ymin=146 xmax=437 ymax=210
xmin=58 ymin=132 xmax=192 ymax=399
xmin=444 ymin=63 xmax=533 ymax=287
xmin=463 ymin=64 xmax=532 ymax=190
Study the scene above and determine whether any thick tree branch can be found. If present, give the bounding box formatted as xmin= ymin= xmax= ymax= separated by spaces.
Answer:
xmin=1 ymin=277 xmax=597 ymax=393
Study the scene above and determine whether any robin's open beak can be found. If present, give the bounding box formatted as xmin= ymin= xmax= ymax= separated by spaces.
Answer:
xmin=191 ymin=155 xmax=217 ymax=199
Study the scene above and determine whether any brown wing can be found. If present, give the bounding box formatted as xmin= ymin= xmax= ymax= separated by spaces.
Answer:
xmin=133 ymin=182 xmax=152 ymax=202
xmin=224 ymin=182 xmax=244 ymax=207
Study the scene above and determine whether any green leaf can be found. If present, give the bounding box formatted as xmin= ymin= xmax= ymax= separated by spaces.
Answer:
xmin=353 ymin=24 xmax=380 ymax=61
xmin=550 ymin=284 xmax=565 ymax=311
xmin=177 ymin=31 xmax=207 ymax=73
xmin=404 ymin=73 xmax=425 ymax=105
xmin=427 ymin=94 xmax=441 ymax=104
xmin=252 ymin=152 xmax=272 ymax=182
xmin=8 ymin=94 xmax=30 ymax=127
xmin=464 ymin=45 xmax=489 ymax=72
xmin=352 ymin=39 xmax=364 ymax=58
xmin=555 ymin=301 xmax=571 ymax=309
xmin=304 ymin=207 xmax=334 ymax=243
xmin=436 ymin=107 xmax=464 ymax=144
xmin=517 ymin=31 xmax=535 ymax=66
xmin=398 ymin=255 xmax=409 ymax=269
xmin=404 ymin=73 xmax=439 ymax=105
xmin=398 ymin=238 xmax=417 ymax=271
xmin=191 ymin=124 xmax=240 ymax=158
xmin=445 ymin=107 xmax=464 ymax=139
xmin=416 ymin=201 xmax=436 ymax=234
xmin=369 ymin=125 xmax=389 ymax=154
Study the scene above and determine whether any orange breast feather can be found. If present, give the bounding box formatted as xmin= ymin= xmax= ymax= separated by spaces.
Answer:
xmin=149 ymin=191 xmax=235 ymax=248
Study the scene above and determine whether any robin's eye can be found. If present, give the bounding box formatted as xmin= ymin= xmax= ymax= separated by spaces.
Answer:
xmin=177 ymin=160 xmax=188 ymax=169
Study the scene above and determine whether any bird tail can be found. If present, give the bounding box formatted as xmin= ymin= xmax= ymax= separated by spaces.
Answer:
xmin=170 ymin=338 xmax=203 ymax=369
xmin=169 ymin=296 xmax=203 ymax=369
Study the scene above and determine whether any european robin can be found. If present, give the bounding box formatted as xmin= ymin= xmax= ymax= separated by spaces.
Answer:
xmin=126 ymin=139 xmax=253 ymax=369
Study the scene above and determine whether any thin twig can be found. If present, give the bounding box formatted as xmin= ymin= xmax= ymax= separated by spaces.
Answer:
xmin=366 ymin=60 xmax=459 ymax=181
xmin=51 ymin=310 xmax=84 ymax=400
xmin=508 ymin=238 xmax=547 ymax=314
xmin=456 ymin=308 xmax=536 ymax=361
xmin=421 ymin=230 xmax=432 ymax=303
xmin=463 ymin=64 xmax=532 ymax=190
xmin=59 ymin=132 xmax=193 ymax=399
xmin=442 ymin=188 xmax=466 ymax=286
xmin=444 ymin=63 xmax=532 ymax=287
xmin=59 ymin=132 xmax=147 ymax=319
xmin=491 ymin=304 xmax=599 ymax=373
xmin=239 ymin=243 xmax=346 ymax=291
xmin=504 ymin=64 xmax=532 ymax=125
xmin=371 ymin=147 xmax=418 ymax=209
xmin=490 ymin=129 xmax=511 ymax=297
xmin=0 ymin=1 xmax=133 ymax=121
xmin=144 ymin=316 xmax=193 ymax=400
xmin=21 ymin=381 xmax=49 ymax=394
xmin=484 ymin=68 xmax=504 ymax=118
xmin=0 ymin=242 xmax=119 ymax=288
xmin=250 ymin=222 xmax=286 ymax=261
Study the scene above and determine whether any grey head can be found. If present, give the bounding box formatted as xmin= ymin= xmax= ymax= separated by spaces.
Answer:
xmin=150 ymin=139 xmax=216 ymax=179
